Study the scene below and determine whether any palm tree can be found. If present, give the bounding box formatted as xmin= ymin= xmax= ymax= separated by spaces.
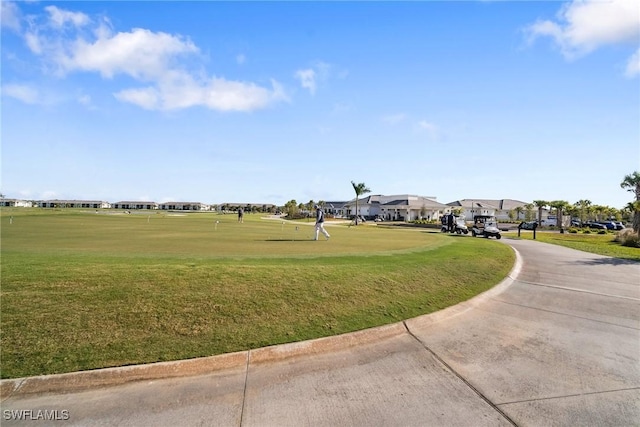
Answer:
xmin=533 ymin=200 xmax=547 ymax=225
xmin=620 ymin=171 xmax=640 ymax=235
xmin=514 ymin=206 xmax=524 ymax=221
xmin=575 ymin=199 xmax=591 ymax=224
xmin=523 ymin=203 xmax=534 ymax=221
xmin=549 ymin=200 xmax=570 ymax=229
xmin=351 ymin=181 xmax=371 ymax=225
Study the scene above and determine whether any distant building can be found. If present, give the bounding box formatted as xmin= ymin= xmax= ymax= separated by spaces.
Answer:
xmin=112 ymin=201 xmax=158 ymax=210
xmin=1 ymin=198 xmax=33 ymax=208
xmin=344 ymin=194 xmax=449 ymax=222
xmin=39 ymin=199 xmax=111 ymax=209
xmin=158 ymin=202 xmax=209 ymax=211
xmin=322 ymin=201 xmax=349 ymax=218
xmin=446 ymin=199 xmax=534 ymax=221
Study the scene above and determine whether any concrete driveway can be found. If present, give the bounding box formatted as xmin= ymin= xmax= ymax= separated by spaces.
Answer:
xmin=2 ymin=238 xmax=639 ymax=426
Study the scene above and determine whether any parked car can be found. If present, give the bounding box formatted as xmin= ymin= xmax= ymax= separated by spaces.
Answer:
xmin=614 ymin=221 xmax=625 ymax=230
xmin=571 ymin=220 xmax=582 ymax=227
xmin=583 ymin=221 xmax=607 ymax=230
xmin=597 ymin=221 xmax=617 ymax=230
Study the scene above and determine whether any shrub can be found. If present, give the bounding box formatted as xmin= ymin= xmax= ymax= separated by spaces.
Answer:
xmin=568 ymin=228 xmax=578 ymax=233
xmin=598 ymin=230 xmax=607 ymax=235
xmin=614 ymin=229 xmax=640 ymax=248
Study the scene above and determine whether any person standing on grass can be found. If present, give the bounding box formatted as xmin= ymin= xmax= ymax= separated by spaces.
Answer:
xmin=314 ymin=204 xmax=330 ymax=241
xmin=238 ymin=207 xmax=244 ymax=223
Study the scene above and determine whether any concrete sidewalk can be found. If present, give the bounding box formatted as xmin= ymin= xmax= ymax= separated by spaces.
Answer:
xmin=2 ymin=239 xmax=639 ymax=426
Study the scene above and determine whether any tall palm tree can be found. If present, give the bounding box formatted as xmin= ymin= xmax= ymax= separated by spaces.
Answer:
xmin=351 ymin=181 xmax=371 ymax=225
xmin=549 ymin=200 xmax=569 ymax=229
xmin=533 ymin=200 xmax=547 ymax=225
xmin=514 ymin=206 xmax=524 ymax=221
xmin=575 ymin=199 xmax=591 ymax=223
xmin=523 ymin=203 xmax=534 ymax=221
xmin=620 ymin=171 xmax=640 ymax=235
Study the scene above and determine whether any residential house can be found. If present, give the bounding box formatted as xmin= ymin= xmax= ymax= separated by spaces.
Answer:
xmin=344 ymin=194 xmax=450 ymax=222
xmin=446 ymin=199 xmax=534 ymax=221
xmin=112 ymin=201 xmax=158 ymax=210
xmin=322 ymin=201 xmax=349 ymax=218
xmin=158 ymin=202 xmax=209 ymax=211
xmin=1 ymin=198 xmax=33 ymax=207
xmin=39 ymin=199 xmax=111 ymax=209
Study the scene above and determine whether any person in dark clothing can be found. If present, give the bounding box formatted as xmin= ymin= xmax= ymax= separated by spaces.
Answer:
xmin=314 ymin=205 xmax=330 ymax=241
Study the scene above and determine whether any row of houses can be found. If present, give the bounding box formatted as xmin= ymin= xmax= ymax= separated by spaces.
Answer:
xmin=327 ymin=195 xmax=540 ymax=222
xmin=0 ymin=199 xmax=278 ymax=212
xmin=1 ymin=196 xmax=549 ymax=221
xmin=1 ymin=199 xmax=209 ymax=211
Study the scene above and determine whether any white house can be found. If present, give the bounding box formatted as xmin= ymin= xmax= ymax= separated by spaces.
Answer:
xmin=344 ymin=194 xmax=450 ymax=222
xmin=39 ymin=199 xmax=111 ymax=209
xmin=1 ymin=198 xmax=33 ymax=207
xmin=446 ymin=199 xmax=539 ymax=221
xmin=158 ymin=202 xmax=209 ymax=211
xmin=112 ymin=201 xmax=158 ymax=210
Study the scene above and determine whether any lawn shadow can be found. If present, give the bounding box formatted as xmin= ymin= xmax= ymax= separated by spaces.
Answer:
xmin=263 ymin=239 xmax=315 ymax=242
xmin=573 ymin=257 xmax=640 ymax=266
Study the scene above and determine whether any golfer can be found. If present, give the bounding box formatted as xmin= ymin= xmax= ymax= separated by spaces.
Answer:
xmin=314 ymin=205 xmax=330 ymax=241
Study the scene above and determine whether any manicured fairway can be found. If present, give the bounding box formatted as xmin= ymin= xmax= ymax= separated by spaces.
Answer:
xmin=1 ymin=209 xmax=514 ymax=379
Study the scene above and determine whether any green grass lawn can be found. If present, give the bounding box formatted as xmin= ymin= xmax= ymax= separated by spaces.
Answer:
xmin=1 ymin=208 xmax=514 ymax=379
xmin=506 ymin=230 xmax=640 ymax=261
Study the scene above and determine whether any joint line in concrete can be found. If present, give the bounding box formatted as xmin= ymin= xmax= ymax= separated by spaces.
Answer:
xmin=239 ymin=351 xmax=251 ymax=427
xmin=403 ymin=321 xmax=519 ymax=427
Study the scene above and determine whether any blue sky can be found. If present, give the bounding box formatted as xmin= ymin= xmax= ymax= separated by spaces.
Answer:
xmin=2 ymin=1 xmax=639 ymax=208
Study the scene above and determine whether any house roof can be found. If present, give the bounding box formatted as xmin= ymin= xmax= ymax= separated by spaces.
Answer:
xmin=344 ymin=195 xmax=448 ymax=209
xmin=113 ymin=201 xmax=158 ymax=205
xmin=447 ymin=199 xmax=528 ymax=210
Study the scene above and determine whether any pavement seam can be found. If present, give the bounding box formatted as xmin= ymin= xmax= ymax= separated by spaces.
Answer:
xmin=239 ymin=350 xmax=251 ymax=427
xmin=491 ymin=296 xmax=640 ymax=331
xmin=496 ymin=386 xmax=640 ymax=406
xmin=402 ymin=321 xmax=519 ymax=427
xmin=513 ymin=279 xmax=640 ymax=302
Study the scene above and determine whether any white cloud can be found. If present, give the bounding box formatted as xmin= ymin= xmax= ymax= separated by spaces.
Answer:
xmin=44 ymin=5 xmax=90 ymax=29
xmin=625 ymin=48 xmax=640 ymax=77
xmin=295 ymin=61 xmax=333 ymax=95
xmin=11 ymin=4 xmax=289 ymax=111
xmin=295 ymin=68 xmax=317 ymax=95
xmin=60 ymin=28 xmax=199 ymax=80
xmin=1 ymin=1 xmax=21 ymax=32
xmin=115 ymin=75 xmax=288 ymax=112
xmin=526 ymin=0 xmax=640 ymax=76
xmin=2 ymin=83 xmax=39 ymax=104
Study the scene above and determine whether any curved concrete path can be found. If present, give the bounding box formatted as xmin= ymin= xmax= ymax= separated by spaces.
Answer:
xmin=1 ymin=238 xmax=639 ymax=426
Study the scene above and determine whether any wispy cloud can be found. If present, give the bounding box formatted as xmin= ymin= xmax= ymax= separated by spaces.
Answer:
xmin=0 ymin=1 xmax=21 ymax=32
xmin=416 ymin=120 xmax=439 ymax=140
xmin=295 ymin=61 xmax=333 ymax=95
xmin=2 ymin=83 xmax=40 ymax=104
xmin=5 ymin=3 xmax=289 ymax=111
xmin=295 ymin=68 xmax=317 ymax=95
xmin=525 ymin=0 xmax=640 ymax=77
xmin=382 ymin=113 xmax=406 ymax=125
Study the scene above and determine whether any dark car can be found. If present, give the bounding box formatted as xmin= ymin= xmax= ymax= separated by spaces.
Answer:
xmin=597 ymin=221 xmax=617 ymax=230
xmin=583 ymin=221 xmax=607 ymax=230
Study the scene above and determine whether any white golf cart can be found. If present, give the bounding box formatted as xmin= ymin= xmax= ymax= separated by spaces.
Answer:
xmin=471 ymin=215 xmax=501 ymax=239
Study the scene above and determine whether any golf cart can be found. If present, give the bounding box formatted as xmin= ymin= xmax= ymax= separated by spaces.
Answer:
xmin=440 ymin=215 xmax=469 ymax=235
xmin=471 ymin=215 xmax=501 ymax=239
